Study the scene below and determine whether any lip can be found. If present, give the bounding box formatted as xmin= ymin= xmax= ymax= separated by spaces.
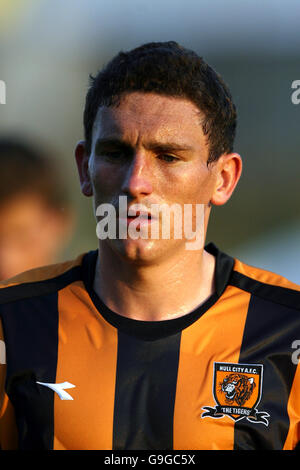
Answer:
xmin=119 ymin=209 xmax=157 ymax=220
xmin=129 ymin=211 xmax=157 ymax=218
xmin=118 ymin=216 xmax=156 ymax=227
xmin=117 ymin=211 xmax=158 ymax=228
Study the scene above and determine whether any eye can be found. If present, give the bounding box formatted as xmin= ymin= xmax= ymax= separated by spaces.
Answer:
xmin=158 ymin=154 xmax=180 ymax=163
xmin=102 ymin=150 xmax=127 ymax=160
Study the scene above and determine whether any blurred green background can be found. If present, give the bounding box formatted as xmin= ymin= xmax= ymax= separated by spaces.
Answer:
xmin=0 ymin=0 xmax=299 ymax=282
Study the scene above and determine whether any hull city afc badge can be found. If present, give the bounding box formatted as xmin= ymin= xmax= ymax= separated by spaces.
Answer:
xmin=201 ymin=362 xmax=270 ymax=426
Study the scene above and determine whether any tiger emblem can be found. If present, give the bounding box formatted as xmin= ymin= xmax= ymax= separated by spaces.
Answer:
xmin=202 ymin=362 xmax=269 ymax=425
xmin=219 ymin=373 xmax=256 ymax=406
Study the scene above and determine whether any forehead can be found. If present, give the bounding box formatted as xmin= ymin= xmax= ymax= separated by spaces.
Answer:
xmin=92 ymin=92 xmax=206 ymax=146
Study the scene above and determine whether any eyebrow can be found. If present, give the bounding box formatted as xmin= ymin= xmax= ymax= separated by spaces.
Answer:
xmin=94 ymin=138 xmax=194 ymax=153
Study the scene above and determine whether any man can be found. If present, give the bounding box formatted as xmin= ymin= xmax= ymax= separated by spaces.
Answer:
xmin=0 ymin=137 xmax=74 ymax=280
xmin=0 ymin=41 xmax=299 ymax=451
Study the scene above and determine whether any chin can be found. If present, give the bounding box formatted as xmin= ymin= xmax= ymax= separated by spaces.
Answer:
xmin=104 ymin=237 xmax=182 ymax=265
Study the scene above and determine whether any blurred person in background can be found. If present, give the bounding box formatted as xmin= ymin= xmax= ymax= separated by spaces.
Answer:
xmin=0 ymin=137 xmax=74 ymax=280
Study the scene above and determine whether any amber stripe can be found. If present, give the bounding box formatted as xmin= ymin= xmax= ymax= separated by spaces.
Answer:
xmin=173 ymin=286 xmax=251 ymax=450
xmin=283 ymin=362 xmax=300 ymax=450
xmin=55 ymin=282 xmax=118 ymax=450
xmin=233 ymin=258 xmax=300 ymax=292
xmin=0 ymin=255 xmax=85 ymax=290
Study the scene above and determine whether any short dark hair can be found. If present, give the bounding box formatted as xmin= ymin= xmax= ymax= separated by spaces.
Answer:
xmin=0 ymin=137 xmax=68 ymax=209
xmin=83 ymin=41 xmax=237 ymax=164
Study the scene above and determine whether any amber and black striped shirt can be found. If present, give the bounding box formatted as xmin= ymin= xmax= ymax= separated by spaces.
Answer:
xmin=0 ymin=242 xmax=300 ymax=450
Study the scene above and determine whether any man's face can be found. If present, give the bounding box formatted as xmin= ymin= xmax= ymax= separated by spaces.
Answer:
xmin=84 ymin=92 xmax=220 ymax=264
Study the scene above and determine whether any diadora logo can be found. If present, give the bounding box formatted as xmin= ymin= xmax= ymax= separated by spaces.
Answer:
xmin=201 ymin=362 xmax=270 ymax=426
xmin=36 ymin=381 xmax=76 ymax=400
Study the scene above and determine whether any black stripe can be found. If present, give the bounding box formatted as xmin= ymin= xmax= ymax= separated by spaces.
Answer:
xmin=205 ymin=242 xmax=235 ymax=297
xmin=113 ymin=331 xmax=181 ymax=450
xmin=0 ymin=293 xmax=59 ymax=449
xmin=230 ymin=271 xmax=300 ymax=310
xmin=234 ymin=294 xmax=300 ymax=449
xmin=0 ymin=265 xmax=82 ymax=305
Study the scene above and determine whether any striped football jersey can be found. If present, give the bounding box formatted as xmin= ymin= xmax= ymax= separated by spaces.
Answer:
xmin=0 ymin=242 xmax=300 ymax=450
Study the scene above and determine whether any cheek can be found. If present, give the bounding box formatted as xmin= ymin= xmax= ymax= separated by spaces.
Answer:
xmin=167 ymin=167 xmax=215 ymax=206
xmin=89 ymin=161 xmax=123 ymax=199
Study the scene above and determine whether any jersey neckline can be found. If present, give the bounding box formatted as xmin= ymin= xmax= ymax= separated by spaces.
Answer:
xmin=81 ymin=242 xmax=234 ymax=341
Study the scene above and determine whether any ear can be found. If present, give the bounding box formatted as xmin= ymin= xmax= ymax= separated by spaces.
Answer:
xmin=210 ymin=153 xmax=242 ymax=206
xmin=74 ymin=140 xmax=93 ymax=197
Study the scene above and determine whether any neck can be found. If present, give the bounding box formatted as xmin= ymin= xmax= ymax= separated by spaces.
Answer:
xmin=93 ymin=242 xmax=216 ymax=321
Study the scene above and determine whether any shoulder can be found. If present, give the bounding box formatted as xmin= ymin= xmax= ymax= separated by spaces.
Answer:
xmin=233 ymin=257 xmax=300 ymax=292
xmin=230 ymin=256 xmax=300 ymax=311
xmin=0 ymin=253 xmax=87 ymax=305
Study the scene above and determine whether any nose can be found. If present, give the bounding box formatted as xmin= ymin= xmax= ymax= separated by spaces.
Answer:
xmin=121 ymin=151 xmax=153 ymax=198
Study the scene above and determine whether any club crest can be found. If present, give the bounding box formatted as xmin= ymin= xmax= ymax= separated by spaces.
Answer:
xmin=201 ymin=362 xmax=270 ymax=425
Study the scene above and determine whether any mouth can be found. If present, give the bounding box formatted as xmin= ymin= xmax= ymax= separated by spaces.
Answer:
xmin=118 ymin=207 xmax=158 ymax=222
xmin=127 ymin=211 xmax=154 ymax=220
xmin=117 ymin=210 xmax=158 ymax=231
xmin=124 ymin=213 xmax=155 ymax=228
xmin=225 ymin=390 xmax=235 ymax=399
